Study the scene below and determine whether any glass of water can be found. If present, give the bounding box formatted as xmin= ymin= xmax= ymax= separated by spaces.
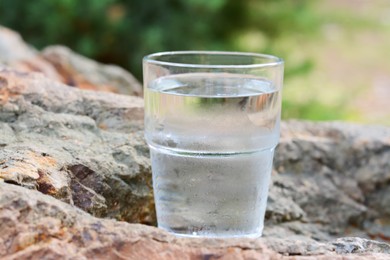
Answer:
xmin=143 ymin=51 xmax=284 ymax=238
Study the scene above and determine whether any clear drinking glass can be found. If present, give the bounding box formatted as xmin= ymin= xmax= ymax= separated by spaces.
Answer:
xmin=143 ymin=51 xmax=284 ymax=238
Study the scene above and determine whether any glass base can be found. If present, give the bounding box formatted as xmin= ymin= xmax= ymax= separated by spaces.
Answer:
xmin=158 ymin=225 xmax=263 ymax=239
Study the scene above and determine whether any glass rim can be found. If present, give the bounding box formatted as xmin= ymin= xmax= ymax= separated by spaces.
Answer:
xmin=143 ymin=51 xmax=284 ymax=69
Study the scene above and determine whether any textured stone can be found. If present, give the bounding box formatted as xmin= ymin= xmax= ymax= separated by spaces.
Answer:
xmin=0 ymin=26 xmax=61 ymax=81
xmin=0 ymin=26 xmax=141 ymax=95
xmin=1 ymin=67 xmax=390 ymax=242
xmin=41 ymin=46 xmax=142 ymax=96
xmin=1 ymin=41 xmax=390 ymax=257
xmin=0 ymin=27 xmax=36 ymax=63
xmin=0 ymin=69 xmax=153 ymax=224
xmin=265 ymin=121 xmax=390 ymax=242
xmin=1 ymin=183 xmax=389 ymax=260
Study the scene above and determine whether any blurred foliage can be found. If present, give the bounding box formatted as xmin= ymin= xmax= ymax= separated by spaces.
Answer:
xmin=1 ymin=0 xmax=340 ymax=120
xmin=0 ymin=0 xmax=319 ymax=80
xmin=283 ymin=99 xmax=348 ymax=121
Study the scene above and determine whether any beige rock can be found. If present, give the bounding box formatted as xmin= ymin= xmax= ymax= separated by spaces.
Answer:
xmin=0 ymin=30 xmax=390 ymax=257
xmin=41 ymin=46 xmax=142 ymax=96
xmin=0 ymin=26 xmax=61 ymax=81
xmin=1 ymin=67 xmax=390 ymax=242
xmin=0 ymin=69 xmax=152 ymax=224
xmin=1 ymin=183 xmax=389 ymax=260
xmin=0 ymin=26 xmax=142 ymax=96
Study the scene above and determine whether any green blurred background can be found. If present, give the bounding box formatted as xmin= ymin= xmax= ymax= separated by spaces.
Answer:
xmin=0 ymin=0 xmax=389 ymax=125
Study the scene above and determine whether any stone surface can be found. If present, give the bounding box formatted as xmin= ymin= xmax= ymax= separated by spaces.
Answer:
xmin=0 ymin=27 xmax=36 ymax=63
xmin=0 ymin=27 xmax=390 ymax=259
xmin=0 ymin=69 xmax=153 ymax=224
xmin=0 ymin=26 xmax=142 ymax=96
xmin=41 ymin=46 xmax=142 ymax=96
xmin=1 ymin=183 xmax=390 ymax=260
xmin=1 ymin=56 xmax=390 ymax=257
xmin=0 ymin=26 xmax=61 ymax=81
xmin=265 ymin=122 xmax=390 ymax=242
